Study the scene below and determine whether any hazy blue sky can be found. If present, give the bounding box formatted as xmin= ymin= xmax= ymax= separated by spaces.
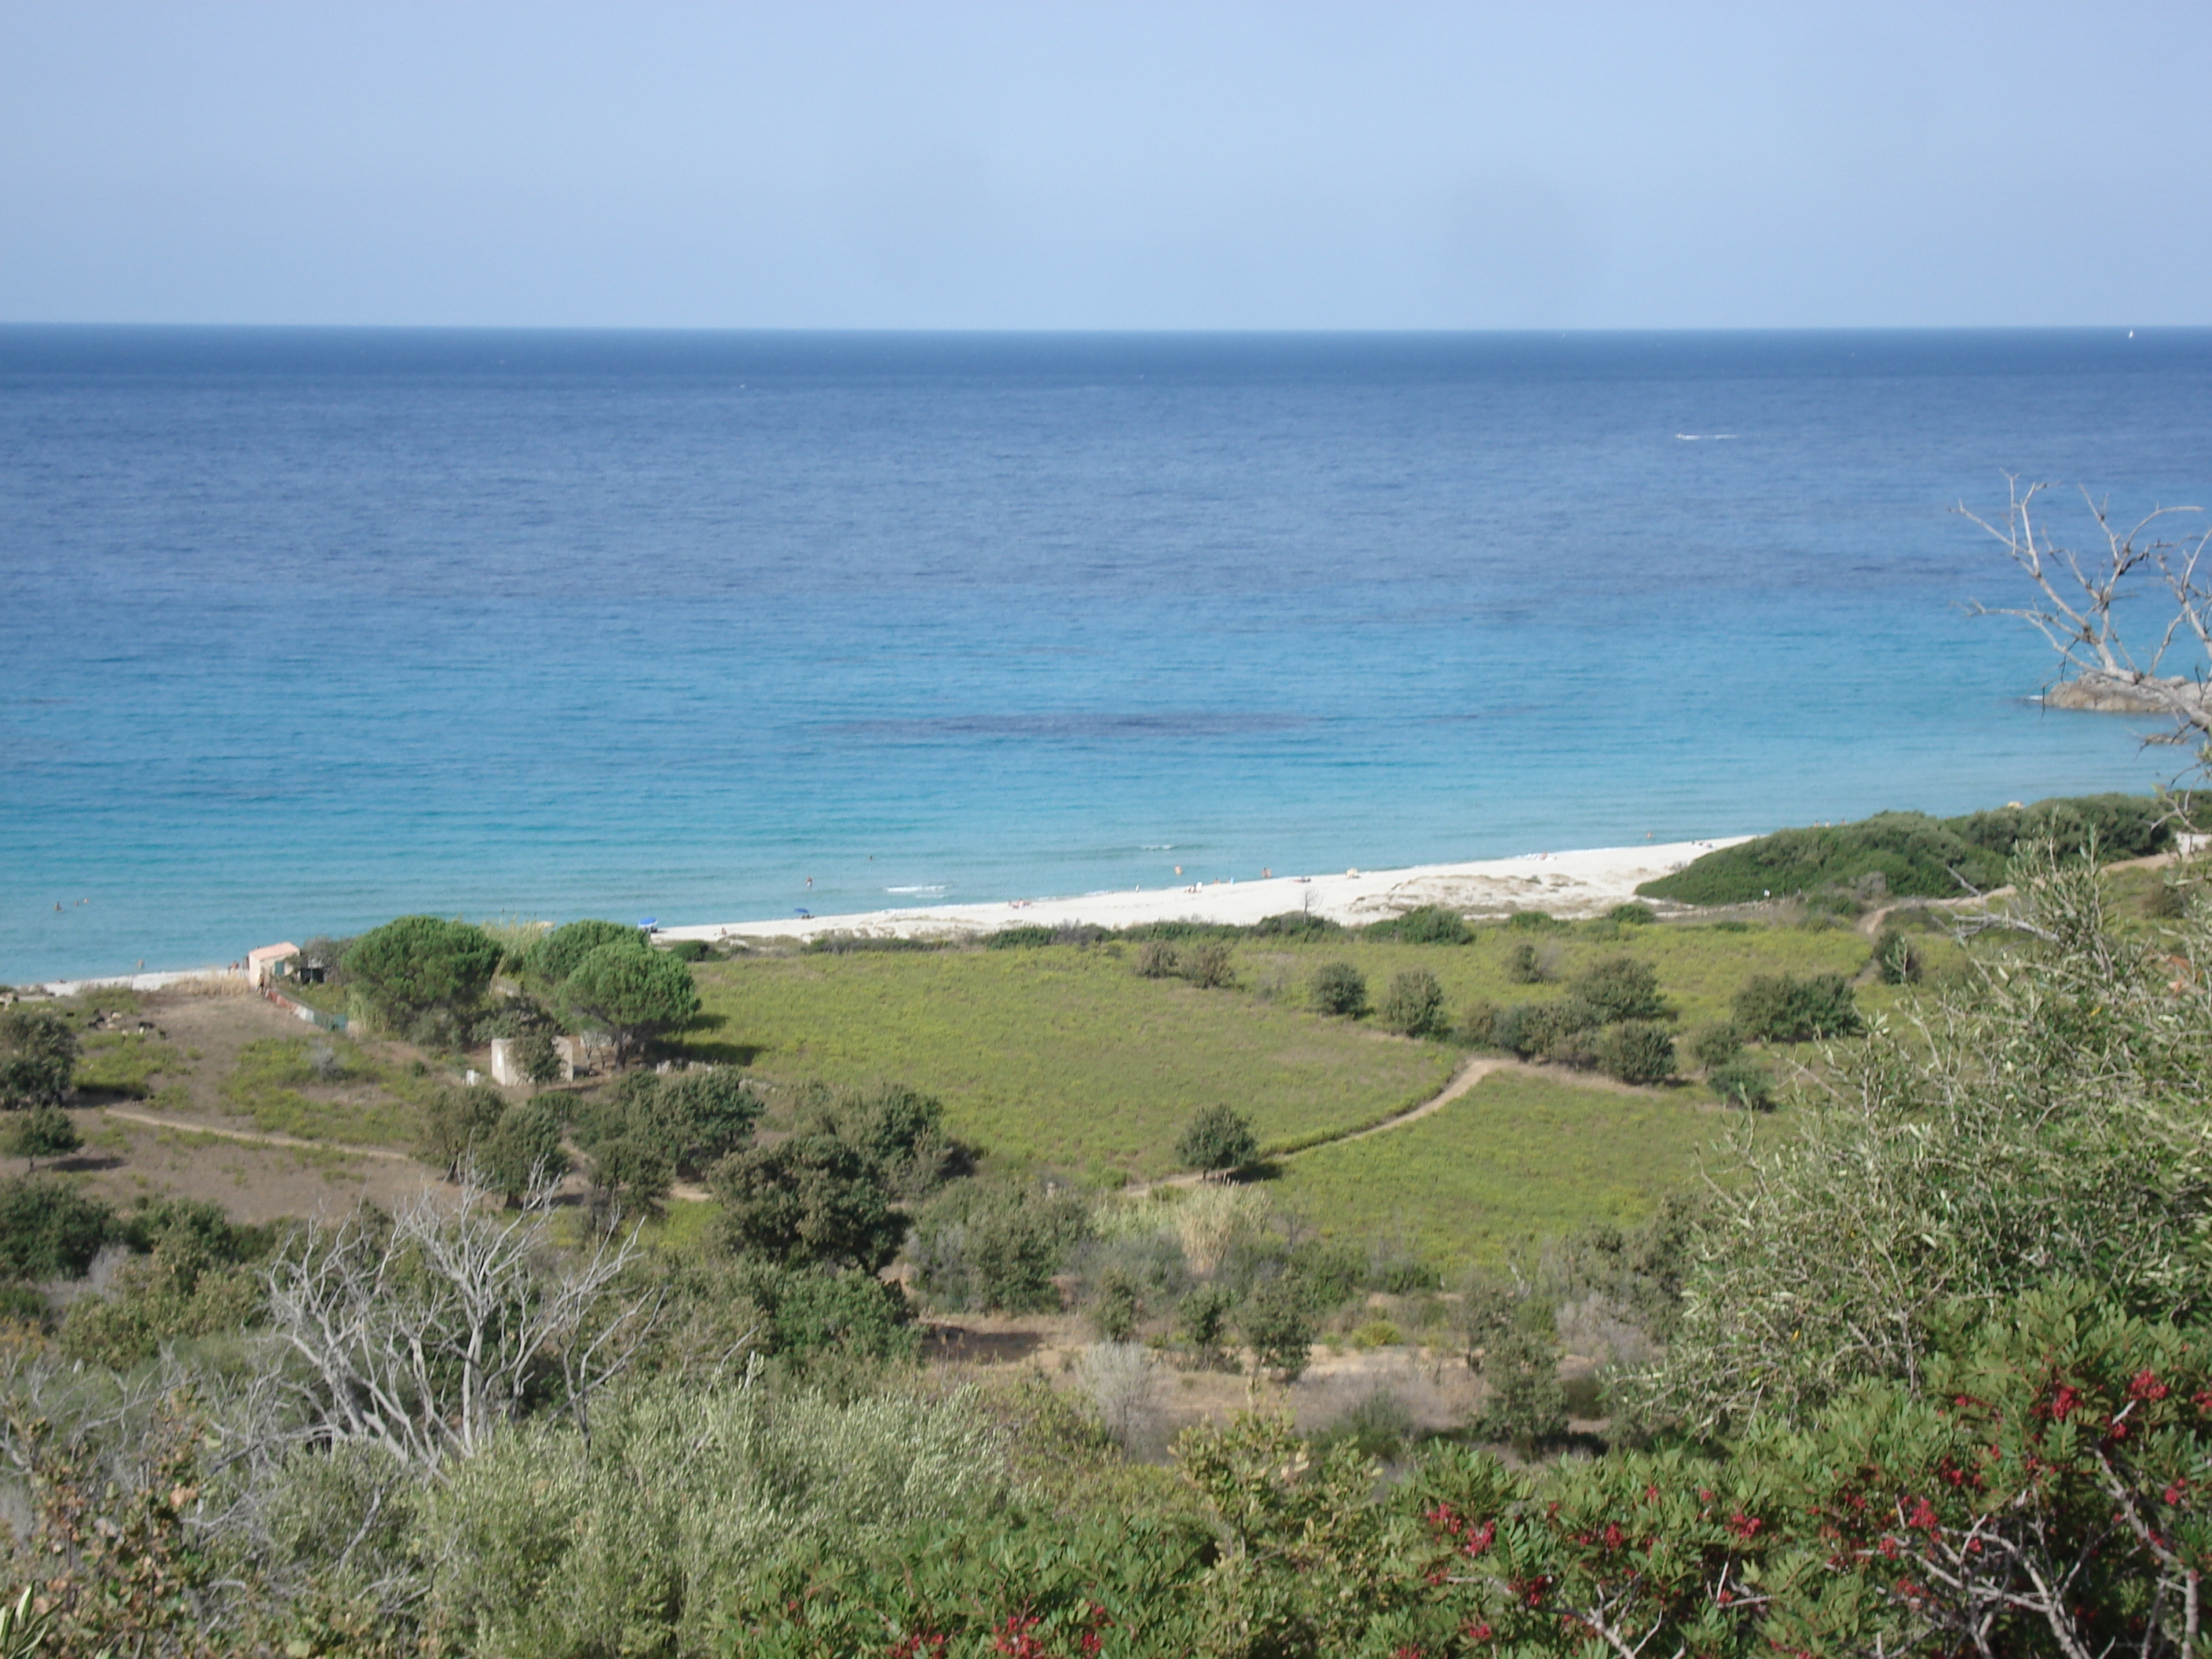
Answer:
xmin=5 ymin=2 xmax=2207 ymax=330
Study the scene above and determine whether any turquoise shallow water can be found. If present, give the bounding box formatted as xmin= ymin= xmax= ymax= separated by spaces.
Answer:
xmin=2 ymin=328 xmax=2207 ymax=983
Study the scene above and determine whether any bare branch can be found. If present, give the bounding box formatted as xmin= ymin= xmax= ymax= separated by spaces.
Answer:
xmin=1961 ymin=477 xmax=2211 ymax=749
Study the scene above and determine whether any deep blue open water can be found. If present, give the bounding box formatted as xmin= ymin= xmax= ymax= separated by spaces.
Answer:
xmin=5 ymin=327 xmax=2210 ymax=983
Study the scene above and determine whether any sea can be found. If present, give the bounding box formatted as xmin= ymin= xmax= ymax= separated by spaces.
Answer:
xmin=5 ymin=327 xmax=2210 ymax=984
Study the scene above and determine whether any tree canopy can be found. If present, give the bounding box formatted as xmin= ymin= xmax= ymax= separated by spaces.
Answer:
xmin=1176 ymin=1104 xmax=1259 ymax=1175
xmin=341 ymin=915 xmax=502 ymax=1029
xmin=522 ymin=918 xmax=648 ymax=987
xmin=558 ymin=942 xmax=699 ymax=1057
xmin=710 ymin=1130 xmax=907 ymax=1273
xmin=0 ymin=1007 xmax=78 ymax=1107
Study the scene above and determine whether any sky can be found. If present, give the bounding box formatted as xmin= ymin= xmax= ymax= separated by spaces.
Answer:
xmin=3 ymin=1 xmax=2209 ymax=331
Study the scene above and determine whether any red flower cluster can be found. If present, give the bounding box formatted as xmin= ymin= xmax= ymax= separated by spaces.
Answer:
xmin=1508 ymin=1573 xmax=1553 ymax=1609
xmin=2036 ymin=1383 xmax=2084 ymax=1422
xmin=985 ymin=1601 xmax=1114 ymax=1658
xmin=1423 ymin=1502 xmax=1497 ymax=1558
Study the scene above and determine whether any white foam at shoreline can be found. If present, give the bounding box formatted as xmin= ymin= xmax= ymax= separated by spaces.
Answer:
xmin=661 ymin=837 xmax=1754 ymax=947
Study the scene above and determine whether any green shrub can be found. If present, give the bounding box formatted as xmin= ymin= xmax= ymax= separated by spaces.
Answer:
xmin=1707 ymin=1057 xmax=1776 ymax=1110
xmin=1377 ymin=969 xmax=1446 ymax=1037
xmin=1248 ymin=911 xmax=1342 ymax=939
xmin=1366 ymin=904 xmax=1471 ymax=945
xmin=512 ymin=1028 xmax=562 ymax=1083
xmin=1239 ymin=1278 xmax=1318 ymax=1380
xmin=732 ymin=1261 xmax=920 ymax=1364
xmin=1089 ymin=1271 xmax=1141 ymax=1342
xmin=1177 ymin=1284 xmax=1237 ymax=1368
xmin=5 ymin=1105 xmax=80 ymax=1169
xmin=984 ymin=925 xmax=1058 ymax=949
xmin=1688 ymin=1021 xmax=1744 ymax=1070
xmin=0 ymin=1284 xmax=43 ymax=1325
xmin=1454 ymin=998 xmax=1502 ymax=1048
xmin=1571 ymin=956 xmax=1671 ymax=1023
xmin=1176 ymin=1104 xmax=1259 ymax=1174
xmin=1310 ymin=961 xmax=1368 ymax=1017
xmin=1494 ymin=996 xmax=1600 ymax=1059
xmin=1133 ymin=940 xmax=1180 ymax=979
xmin=1592 ymin=1021 xmax=1677 ymax=1086
xmin=711 ymin=1126 xmax=907 ymax=1274
xmin=586 ymin=1134 xmax=674 ymax=1220
xmin=1312 ymin=1389 xmax=1415 ymax=1461
xmin=802 ymin=932 xmax=947 ymax=954
xmin=1477 ymin=1326 xmax=1566 ymax=1452
xmin=1608 ymin=903 xmax=1657 ymax=926
xmin=1506 ymin=910 xmax=1562 ymax=932
xmin=661 ymin=939 xmax=713 ymax=962
xmin=1733 ymin=972 xmax=1863 ymax=1042
xmin=1870 ymin=925 xmax=1924 ymax=983
xmin=0 ymin=1007 xmax=78 ymax=1106
xmin=479 ymin=1097 xmax=572 ymax=1203
xmin=0 ymin=1177 xmax=112 ymax=1278
xmin=632 ymin=1064 xmax=761 ymax=1176
xmin=1504 ymin=940 xmax=1547 ymax=983
xmin=1176 ymin=940 xmax=1237 ymax=989
xmin=908 ymin=1177 xmax=1090 ymax=1313
xmin=788 ymin=1079 xmax=962 ymax=1200
xmin=418 ymin=1082 xmax=507 ymax=1181
xmin=2147 ymin=880 xmax=2192 ymax=919
xmin=1117 ymin=921 xmax=1241 ymax=943
xmin=58 ymin=1242 xmax=265 ymax=1368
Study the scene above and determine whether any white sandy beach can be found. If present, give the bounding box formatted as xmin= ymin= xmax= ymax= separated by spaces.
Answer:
xmin=661 ymin=837 xmax=1754 ymax=947
xmin=20 ymin=838 xmax=1754 ymax=994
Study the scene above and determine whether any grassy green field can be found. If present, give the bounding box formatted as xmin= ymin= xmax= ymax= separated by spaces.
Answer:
xmin=218 ymin=1035 xmax=427 ymax=1148
xmin=1268 ymin=1069 xmax=1748 ymax=1267
xmin=684 ymin=947 xmax=1456 ymax=1178
xmin=1232 ymin=920 xmax=1910 ymax=1035
xmin=74 ymin=1030 xmax=189 ymax=1098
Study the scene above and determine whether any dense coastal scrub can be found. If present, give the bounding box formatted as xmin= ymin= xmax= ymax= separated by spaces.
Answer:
xmin=6 ymin=792 xmax=2212 ymax=1654
xmin=1637 ymin=790 xmax=2176 ymax=906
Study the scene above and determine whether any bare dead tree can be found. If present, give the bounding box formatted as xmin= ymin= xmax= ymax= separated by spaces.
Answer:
xmin=1961 ymin=475 xmax=2212 ymax=747
xmin=262 ymin=1173 xmax=656 ymax=1470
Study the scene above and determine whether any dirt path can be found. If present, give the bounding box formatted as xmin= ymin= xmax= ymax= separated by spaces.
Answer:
xmin=101 ymin=1106 xmax=417 ymax=1163
xmin=1851 ymin=849 xmax=2187 ymax=939
xmin=1126 ymin=1053 xmax=1549 ymax=1196
xmin=1323 ymin=1054 xmax=1512 ymax=1146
